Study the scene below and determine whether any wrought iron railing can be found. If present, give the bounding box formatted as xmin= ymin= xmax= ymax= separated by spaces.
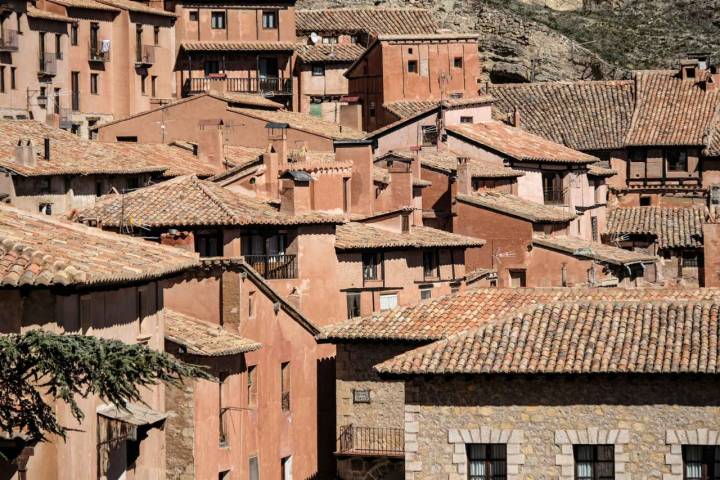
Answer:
xmin=337 ymin=425 xmax=404 ymax=457
xmin=0 ymin=29 xmax=19 ymax=51
xmin=183 ymin=76 xmax=292 ymax=96
xmin=543 ymin=188 xmax=565 ymax=205
xmin=89 ymin=42 xmax=110 ymax=62
xmin=244 ymin=254 xmax=297 ymax=280
xmin=39 ymin=52 xmax=57 ymax=75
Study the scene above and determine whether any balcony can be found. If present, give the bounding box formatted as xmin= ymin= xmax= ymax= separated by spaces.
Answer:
xmin=337 ymin=425 xmax=404 ymax=457
xmin=38 ymin=53 xmax=57 ymax=76
xmin=135 ymin=45 xmax=154 ymax=67
xmin=0 ymin=29 xmax=19 ymax=52
xmin=244 ymin=254 xmax=297 ymax=280
xmin=183 ymin=76 xmax=292 ymax=97
xmin=543 ymin=188 xmax=565 ymax=206
xmin=89 ymin=42 xmax=110 ymax=62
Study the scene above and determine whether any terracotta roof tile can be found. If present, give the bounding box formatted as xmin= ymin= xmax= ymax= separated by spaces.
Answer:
xmin=77 ymin=175 xmax=343 ymax=228
xmin=228 ymin=107 xmax=365 ymax=140
xmin=180 ymin=41 xmax=298 ymax=52
xmin=384 ymin=96 xmax=494 ymax=119
xmin=50 ymin=0 xmax=120 ymax=11
xmin=165 ymin=309 xmax=261 ymax=356
xmin=26 ymin=6 xmax=72 ymax=22
xmin=588 ymin=163 xmax=617 ymax=177
xmin=296 ymin=44 xmax=366 ymax=63
xmin=457 ymin=192 xmax=576 ymax=223
xmin=95 ymin=0 xmax=175 ymax=16
xmin=296 ymin=8 xmax=437 ymax=35
xmin=448 ymin=121 xmax=599 ymax=164
xmin=375 ymin=300 xmax=720 ymax=375
xmin=627 ymin=70 xmax=720 ymax=147
xmin=532 ymin=234 xmax=656 ymax=266
xmin=706 ymin=107 xmax=720 ymax=156
xmin=410 ymin=148 xmax=524 ymax=178
xmin=319 ymin=287 xmax=720 ymax=342
xmin=489 ymin=81 xmax=635 ymax=151
xmin=0 ymin=204 xmax=198 ymax=287
xmin=0 ymin=120 xmax=222 ymax=177
xmin=607 ymin=206 xmax=706 ymax=249
xmin=335 ymin=222 xmax=484 ymax=250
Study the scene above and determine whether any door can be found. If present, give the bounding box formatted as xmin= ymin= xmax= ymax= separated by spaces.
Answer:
xmin=258 ymin=57 xmax=279 ymax=93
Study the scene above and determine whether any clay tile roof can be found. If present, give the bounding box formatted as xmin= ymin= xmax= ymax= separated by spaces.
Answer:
xmin=296 ymin=44 xmax=366 ymax=63
xmin=318 ymin=287 xmax=720 ymax=342
xmin=376 ymin=33 xmax=480 ymax=42
xmin=0 ymin=120 xmax=222 ymax=177
xmin=606 ymin=206 xmax=706 ymax=249
xmin=375 ymin=300 xmax=720 ymax=375
xmin=0 ymin=204 xmax=198 ymax=287
xmin=489 ymin=81 xmax=635 ymax=151
xmin=384 ymin=96 xmax=494 ymax=119
xmin=456 ymin=192 xmax=576 ymax=223
xmin=165 ymin=309 xmax=261 ymax=356
xmin=335 ymin=222 xmax=484 ymax=250
xmin=94 ymin=0 xmax=175 ymax=16
xmin=447 ymin=121 xmax=599 ymax=164
xmin=228 ymin=107 xmax=365 ymax=140
xmin=50 ymin=0 xmax=120 ymax=11
xmin=411 ymin=148 xmax=524 ymax=178
xmin=587 ymin=163 xmax=617 ymax=177
xmin=706 ymin=108 xmax=720 ymax=156
xmin=532 ymin=234 xmax=656 ymax=266
xmin=77 ymin=175 xmax=343 ymax=228
xmin=180 ymin=41 xmax=298 ymax=52
xmin=295 ymin=8 xmax=437 ymax=35
xmin=627 ymin=70 xmax=720 ymax=147
xmin=26 ymin=6 xmax=72 ymax=21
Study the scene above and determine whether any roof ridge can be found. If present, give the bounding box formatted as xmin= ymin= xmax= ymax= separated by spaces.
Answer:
xmin=192 ymin=175 xmax=243 ymax=223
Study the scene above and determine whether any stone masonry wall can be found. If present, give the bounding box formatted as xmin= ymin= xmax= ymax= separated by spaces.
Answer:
xmin=405 ymin=374 xmax=720 ymax=479
xmin=165 ymin=381 xmax=196 ymax=480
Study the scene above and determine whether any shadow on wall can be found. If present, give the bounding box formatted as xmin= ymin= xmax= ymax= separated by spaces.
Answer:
xmin=317 ymin=355 xmax=337 ymax=479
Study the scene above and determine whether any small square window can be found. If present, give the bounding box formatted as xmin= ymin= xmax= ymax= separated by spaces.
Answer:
xmin=460 ymin=116 xmax=473 ymax=123
xmin=312 ymin=65 xmax=325 ymax=76
xmin=420 ymin=288 xmax=431 ymax=300
xmin=39 ymin=203 xmax=53 ymax=215
xmin=211 ymin=11 xmax=226 ymax=29
xmin=189 ymin=11 xmax=198 ymax=21
xmin=453 ymin=56 xmax=463 ymax=68
xmin=408 ymin=48 xmax=413 ymax=54
xmin=379 ymin=293 xmax=397 ymax=311
xmin=262 ymin=11 xmax=277 ymax=29
xmin=407 ymin=60 xmax=418 ymax=73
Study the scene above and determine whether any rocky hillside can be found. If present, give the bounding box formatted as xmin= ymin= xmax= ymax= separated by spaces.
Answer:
xmin=296 ymin=0 xmax=719 ymax=82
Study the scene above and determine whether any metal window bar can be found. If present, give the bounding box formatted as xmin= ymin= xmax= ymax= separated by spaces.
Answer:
xmin=244 ymin=254 xmax=297 ymax=279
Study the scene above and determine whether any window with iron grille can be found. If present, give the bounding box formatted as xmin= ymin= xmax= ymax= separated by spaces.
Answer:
xmin=362 ymin=252 xmax=381 ymax=280
xmin=574 ymin=445 xmax=614 ymax=480
xmin=467 ymin=443 xmax=506 ymax=480
xmin=683 ymin=445 xmax=720 ymax=480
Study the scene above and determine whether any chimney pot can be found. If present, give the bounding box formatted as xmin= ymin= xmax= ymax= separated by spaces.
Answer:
xmin=513 ymin=108 xmax=521 ymax=128
xmin=456 ymin=156 xmax=471 ymax=195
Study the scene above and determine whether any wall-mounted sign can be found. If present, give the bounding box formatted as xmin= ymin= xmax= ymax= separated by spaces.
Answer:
xmin=353 ymin=389 xmax=371 ymax=404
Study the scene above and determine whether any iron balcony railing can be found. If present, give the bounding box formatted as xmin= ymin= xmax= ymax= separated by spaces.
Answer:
xmin=543 ymin=188 xmax=565 ymax=205
xmin=39 ymin=52 xmax=57 ymax=75
xmin=135 ymin=44 xmax=155 ymax=66
xmin=183 ymin=76 xmax=292 ymax=96
xmin=0 ymin=29 xmax=19 ymax=51
xmin=244 ymin=254 xmax=297 ymax=280
xmin=337 ymin=425 xmax=404 ymax=457
xmin=89 ymin=42 xmax=110 ymax=62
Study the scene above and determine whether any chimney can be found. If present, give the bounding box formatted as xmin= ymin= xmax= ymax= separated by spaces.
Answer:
xmin=280 ymin=172 xmax=312 ymax=215
xmin=197 ymin=124 xmax=224 ymax=167
xmin=513 ymin=107 xmax=521 ymax=128
xmin=15 ymin=139 xmax=37 ymax=168
xmin=44 ymin=137 xmax=51 ymax=161
xmin=335 ymin=140 xmax=374 ymax=216
xmin=456 ymin=156 xmax=471 ymax=195
xmin=705 ymin=67 xmax=719 ymax=92
xmin=45 ymin=113 xmax=60 ymax=129
xmin=262 ymin=145 xmax=280 ymax=199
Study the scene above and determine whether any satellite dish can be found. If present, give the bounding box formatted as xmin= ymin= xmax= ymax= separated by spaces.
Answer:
xmin=310 ymin=32 xmax=319 ymax=45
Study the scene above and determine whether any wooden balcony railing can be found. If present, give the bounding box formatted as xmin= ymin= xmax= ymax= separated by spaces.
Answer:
xmin=39 ymin=52 xmax=57 ymax=76
xmin=337 ymin=425 xmax=404 ymax=457
xmin=0 ymin=29 xmax=19 ymax=51
xmin=543 ymin=188 xmax=565 ymax=205
xmin=183 ymin=76 xmax=292 ymax=97
xmin=244 ymin=254 xmax=297 ymax=280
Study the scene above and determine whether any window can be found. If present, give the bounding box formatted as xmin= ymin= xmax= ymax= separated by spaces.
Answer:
xmin=219 ymin=471 xmax=230 ymax=480
xmin=321 ymin=36 xmax=338 ymax=44
xmin=421 ymin=125 xmax=438 ymax=146
xmin=189 ymin=10 xmax=198 ymax=21
xmin=38 ymin=203 xmax=52 ymax=215
xmin=401 ymin=214 xmax=409 ymax=232
xmin=591 ymin=216 xmax=598 ymax=242
xmin=362 ymin=252 xmax=381 ymax=280
xmin=262 ymin=11 xmax=277 ymax=29
xmin=542 ymin=171 xmax=564 ymax=205
xmin=379 ymin=293 xmax=397 ymax=311
xmin=140 ymin=73 xmax=147 ymax=95
xmin=423 ymin=249 xmax=440 ymax=279
xmin=449 ymin=92 xmax=463 ymax=99
xmin=0 ymin=66 xmax=4 ymax=93
xmin=211 ymin=11 xmax=226 ymax=29
xmin=509 ymin=269 xmax=526 ymax=288
xmin=281 ymin=456 xmax=292 ymax=480
xmin=55 ymin=33 xmax=62 ymax=59
xmin=350 ymin=34 xmax=359 ymax=43
xmin=116 ymin=136 xmax=138 ymax=142
xmin=280 ymin=362 xmax=290 ymax=412
xmin=312 ymin=64 xmax=325 ymax=76
xmin=683 ymin=445 xmax=720 ymax=480
xmin=204 ymin=60 xmax=220 ymax=76
xmin=420 ymin=288 xmax=432 ymax=300
xmin=71 ymin=23 xmax=78 ymax=45
xmin=467 ymin=444 xmax=506 ymax=480
xmin=16 ymin=13 xmax=22 ymax=34
xmin=153 ymin=26 xmax=160 ymax=45
xmin=151 ymin=75 xmax=157 ymax=97
xmin=248 ymin=291 xmax=255 ymax=318
xmin=574 ymin=445 xmax=614 ymax=480
xmin=460 ymin=116 xmax=473 ymax=123
xmin=249 ymin=457 xmax=259 ymax=480
xmin=667 ymin=149 xmax=688 ymax=172
xmin=682 ymin=251 xmax=700 ymax=268
xmin=453 ymin=56 xmax=463 ymax=68
xmin=195 ymin=230 xmax=221 ymax=257
xmin=90 ymin=22 xmax=99 ymax=51
xmin=218 ymin=371 xmax=228 ymax=446
xmin=408 ymin=48 xmax=413 ymax=54
xmin=10 ymin=67 xmax=15 ymax=90
xmin=247 ymin=365 xmax=257 ymax=407
xmin=407 ymin=60 xmax=418 ymax=73
xmin=640 ymin=196 xmax=651 ymax=206
xmin=90 ymin=73 xmax=98 ymax=94
xmin=346 ymin=292 xmax=361 ymax=318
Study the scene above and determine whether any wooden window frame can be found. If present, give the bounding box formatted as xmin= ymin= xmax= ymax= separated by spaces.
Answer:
xmin=573 ymin=444 xmax=614 ymax=480
xmin=466 ymin=443 xmax=507 ymax=480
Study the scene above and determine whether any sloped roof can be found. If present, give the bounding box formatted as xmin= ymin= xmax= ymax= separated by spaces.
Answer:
xmin=606 ymin=206 xmax=706 ymax=249
xmin=26 ymin=5 xmax=72 ymax=21
xmin=95 ymin=0 xmax=175 ymax=17
xmin=706 ymin=107 xmax=720 ymax=156
xmin=180 ymin=41 xmax=298 ymax=52
xmin=384 ymin=96 xmax=494 ymax=120
xmin=489 ymin=81 xmax=635 ymax=151
xmin=408 ymin=148 xmax=524 ymax=178
xmin=532 ymin=234 xmax=656 ymax=266
xmin=165 ymin=309 xmax=261 ymax=356
xmin=627 ymin=70 xmax=720 ymax=147
xmin=228 ymin=107 xmax=365 ymax=140
xmin=296 ymin=8 xmax=437 ymax=35
xmin=50 ymin=0 xmax=120 ymax=12
xmin=456 ymin=192 xmax=576 ymax=223
xmin=0 ymin=120 xmax=222 ymax=177
xmin=318 ymin=287 xmax=720 ymax=342
xmin=0 ymin=204 xmax=198 ymax=287
xmin=587 ymin=163 xmax=617 ymax=177
xmin=375 ymin=300 xmax=720 ymax=375
xmin=447 ymin=122 xmax=599 ymax=164
xmin=335 ymin=222 xmax=484 ymax=250
xmin=296 ymin=44 xmax=366 ymax=63
xmin=77 ymin=175 xmax=343 ymax=228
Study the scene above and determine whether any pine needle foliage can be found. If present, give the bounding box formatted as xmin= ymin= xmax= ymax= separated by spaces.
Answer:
xmin=0 ymin=330 xmax=210 ymax=442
